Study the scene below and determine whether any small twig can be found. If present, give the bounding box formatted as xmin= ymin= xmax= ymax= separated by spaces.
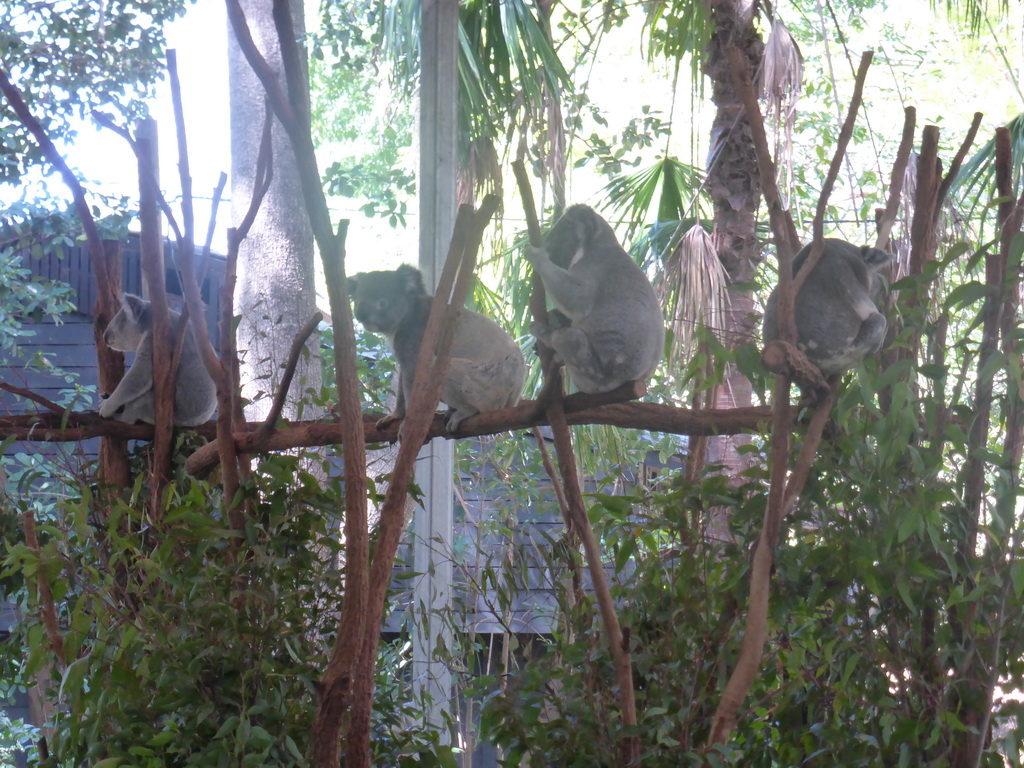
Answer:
xmin=237 ymin=99 xmax=275 ymax=240
xmin=874 ymin=107 xmax=916 ymax=250
xmin=933 ymin=111 xmax=983 ymax=222
xmin=258 ymin=311 xmax=324 ymax=436
xmin=0 ymin=382 xmax=65 ymax=414
xmin=201 ymin=172 xmax=229 ymax=280
xmin=795 ymin=51 xmax=874 ymax=296
xmin=91 ymin=109 xmax=186 ymax=245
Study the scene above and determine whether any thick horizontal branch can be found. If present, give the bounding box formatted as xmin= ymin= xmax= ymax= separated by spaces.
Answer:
xmin=2 ymin=392 xmax=786 ymax=476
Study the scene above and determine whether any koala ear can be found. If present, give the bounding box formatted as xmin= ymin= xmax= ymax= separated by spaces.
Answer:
xmin=347 ymin=274 xmax=360 ymax=297
xmin=396 ymin=264 xmax=425 ymax=295
xmin=860 ymin=247 xmax=894 ymax=270
xmin=123 ymin=293 xmax=147 ymax=320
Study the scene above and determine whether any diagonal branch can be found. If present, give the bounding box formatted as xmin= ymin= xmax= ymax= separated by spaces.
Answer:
xmin=515 ymin=168 xmax=639 ymax=765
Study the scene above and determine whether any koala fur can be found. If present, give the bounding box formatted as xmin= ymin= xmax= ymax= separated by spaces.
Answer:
xmin=98 ymin=294 xmax=217 ymax=426
xmin=763 ymin=238 xmax=893 ymax=376
xmin=527 ymin=204 xmax=665 ymax=394
xmin=349 ymin=265 xmax=525 ymax=432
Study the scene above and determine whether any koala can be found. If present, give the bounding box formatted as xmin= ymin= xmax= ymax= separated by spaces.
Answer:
xmin=526 ymin=204 xmax=665 ymax=394
xmin=98 ymin=294 xmax=217 ymax=426
xmin=762 ymin=238 xmax=893 ymax=376
xmin=348 ymin=265 xmax=526 ymax=433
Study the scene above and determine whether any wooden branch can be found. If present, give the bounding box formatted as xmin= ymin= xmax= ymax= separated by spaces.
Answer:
xmin=725 ymin=44 xmax=800 ymax=352
xmin=257 ymin=311 xmax=324 ymax=437
xmin=796 ymin=51 xmax=874 ymax=296
xmin=709 ymin=48 xmax=874 ymax=752
xmin=934 ymin=111 xmax=983 ymax=223
xmin=167 ymin=50 xmax=195 ymax=246
xmin=0 ymin=382 xmax=65 ymax=415
xmin=135 ymin=120 xmax=176 ymax=511
xmin=514 ymin=166 xmax=639 ymax=764
xmin=348 ymin=202 xmax=499 ymax=766
xmin=1 ymin=396 xmax=786 ymax=457
xmin=874 ymin=107 xmax=916 ymax=250
xmin=21 ymin=507 xmax=66 ymax=669
xmin=511 ymin=158 xmax=556 ymax=375
xmin=0 ymin=66 xmax=130 ymax=485
xmin=909 ymin=126 xmax=941 ymax=278
xmin=760 ymin=342 xmax=829 ymax=402
xmin=724 ymin=46 xmax=800 ymax=259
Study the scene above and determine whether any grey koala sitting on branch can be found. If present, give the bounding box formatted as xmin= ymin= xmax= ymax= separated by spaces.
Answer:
xmin=526 ymin=204 xmax=665 ymax=394
xmin=762 ymin=238 xmax=894 ymax=376
xmin=349 ymin=264 xmax=526 ymax=433
xmin=98 ymin=293 xmax=217 ymax=426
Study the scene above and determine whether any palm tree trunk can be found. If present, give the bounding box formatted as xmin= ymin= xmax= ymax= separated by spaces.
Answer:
xmin=701 ymin=0 xmax=765 ymax=522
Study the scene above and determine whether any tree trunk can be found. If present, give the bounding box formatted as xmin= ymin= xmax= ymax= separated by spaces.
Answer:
xmin=701 ymin=0 xmax=764 ymax=529
xmin=228 ymin=0 xmax=320 ymax=421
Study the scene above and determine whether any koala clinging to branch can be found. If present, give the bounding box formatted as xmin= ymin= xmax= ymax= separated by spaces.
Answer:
xmin=98 ymin=294 xmax=217 ymax=426
xmin=349 ymin=265 xmax=526 ymax=433
xmin=526 ymin=204 xmax=665 ymax=394
xmin=763 ymin=238 xmax=893 ymax=376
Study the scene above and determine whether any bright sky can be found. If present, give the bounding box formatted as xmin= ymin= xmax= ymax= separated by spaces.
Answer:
xmin=70 ymin=1 xmax=232 ymax=251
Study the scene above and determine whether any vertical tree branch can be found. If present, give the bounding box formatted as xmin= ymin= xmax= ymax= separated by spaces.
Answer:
xmin=710 ymin=48 xmax=874 ymax=749
xmin=224 ymin=5 xmax=370 ymax=760
xmin=949 ymin=126 xmax=1012 ymax=768
xmin=345 ymin=202 xmax=497 ymax=766
xmin=795 ymin=51 xmax=874 ymax=296
xmin=0 ymin=66 xmax=130 ymax=486
xmin=514 ymin=169 xmax=639 ymax=764
xmin=21 ymin=508 xmax=66 ymax=669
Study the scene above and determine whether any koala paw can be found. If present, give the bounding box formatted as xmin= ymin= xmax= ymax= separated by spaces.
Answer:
xmin=443 ymin=408 xmax=470 ymax=434
xmin=98 ymin=398 xmax=117 ymax=418
xmin=530 ymin=320 xmax=552 ymax=344
xmin=525 ymin=245 xmax=546 ymax=266
xmin=375 ymin=412 xmax=402 ymax=433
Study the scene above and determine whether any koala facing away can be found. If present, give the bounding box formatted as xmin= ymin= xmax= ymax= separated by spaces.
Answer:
xmin=763 ymin=238 xmax=893 ymax=376
xmin=349 ymin=265 xmax=526 ymax=432
xmin=98 ymin=294 xmax=217 ymax=426
xmin=527 ymin=204 xmax=665 ymax=394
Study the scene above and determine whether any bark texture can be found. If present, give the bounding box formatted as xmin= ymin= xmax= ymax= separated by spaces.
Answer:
xmin=228 ymin=0 xmax=319 ymax=420
xmin=701 ymin=0 xmax=765 ymax=524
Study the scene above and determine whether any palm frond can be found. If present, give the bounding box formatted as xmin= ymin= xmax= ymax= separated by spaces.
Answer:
xmin=932 ymin=0 xmax=1010 ymax=32
xmin=650 ymin=223 xmax=730 ymax=365
xmin=641 ymin=0 xmax=713 ymax=88
xmin=603 ymin=156 xmax=708 ymax=243
xmin=951 ymin=111 xmax=1024 ymax=219
xmin=759 ymin=19 xmax=803 ymax=208
xmin=381 ymin=0 xmax=571 ymax=197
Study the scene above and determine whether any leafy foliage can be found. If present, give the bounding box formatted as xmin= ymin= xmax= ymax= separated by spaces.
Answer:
xmin=470 ymin=229 xmax=1024 ymax=765
xmin=0 ymin=0 xmax=192 ymax=183
xmin=0 ymin=453 xmax=446 ymax=767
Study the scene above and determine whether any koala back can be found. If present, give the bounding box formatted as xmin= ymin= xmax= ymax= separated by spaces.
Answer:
xmin=763 ymin=238 xmax=893 ymax=374
xmin=101 ymin=293 xmax=217 ymax=426
xmin=545 ymin=205 xmax=665 ymax=379
xmin=350 ymin=264 xmax=525 ymax=422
